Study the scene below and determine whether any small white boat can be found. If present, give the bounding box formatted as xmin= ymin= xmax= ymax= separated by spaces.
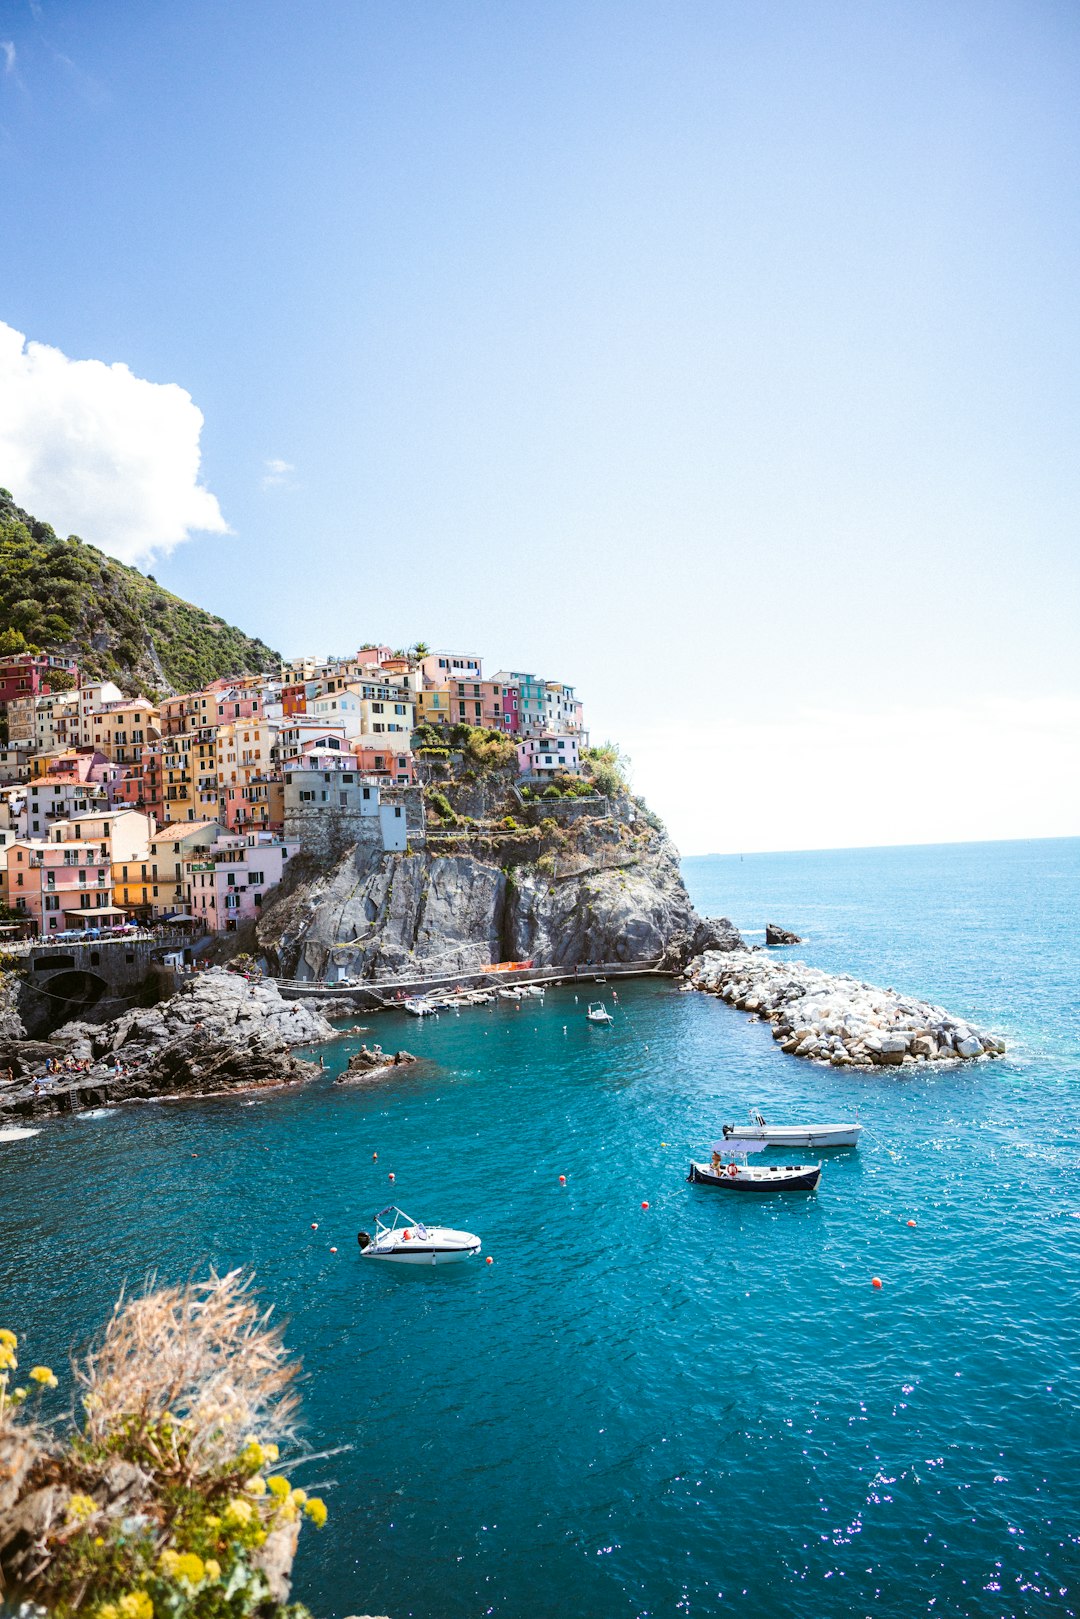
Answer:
xmin=521 ymin=984 xmax=544 ymax=998
xmin=403 ymin=996 xmax=437 ymax=1017
xmin=722 ymin=1108 xmax=861 ymax=1150
xmin=357 ymin=1205 xmax=481 ymax=1265
xmin=498 ymin=987 xmax=523 ymax=1002
xmin=586 ymin=1001 xmax=614 ymax=1024
xmin=0 ymin=1126 xmax=40 ymax=1142
xmin=689 ymin=1142 xmax=821 ymax=1192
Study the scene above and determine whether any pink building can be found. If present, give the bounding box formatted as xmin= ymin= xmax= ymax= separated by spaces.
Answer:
xmin=482 ymin=679 xmax=520 ymax=733
xmin=0 ymin=653 xmax=79 ymax=709
xmin=5 ymin=838 xmax=114 ymax=935
xmin=185 ymin=831 xmax=298 ymax=933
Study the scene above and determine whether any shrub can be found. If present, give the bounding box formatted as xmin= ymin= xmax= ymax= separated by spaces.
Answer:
xmin=0 ymin=1272 xmax=326 ymax=1619
xmin=542 ymin=785 xmax=561 ymax=799
xmin=500 ymin=815 xmax=519 ymax=831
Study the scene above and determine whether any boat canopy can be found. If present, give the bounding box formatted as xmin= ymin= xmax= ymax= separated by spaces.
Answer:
xmin=712 ymin=1139 xmax=768 ymax=1154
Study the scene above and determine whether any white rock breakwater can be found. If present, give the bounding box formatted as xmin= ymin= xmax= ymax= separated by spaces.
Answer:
xmin=687 ymin=949 xmax=1005 ymax=1067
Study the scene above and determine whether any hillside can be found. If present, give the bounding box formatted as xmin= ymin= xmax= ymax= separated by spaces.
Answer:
xmin=0 ymin=489 xmax=279 ymax=696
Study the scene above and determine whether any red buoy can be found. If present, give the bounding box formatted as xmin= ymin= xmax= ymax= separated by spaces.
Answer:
xmin=907 ymin=1219 xmax=917 ymax=1228
xmin=485 ymin=1255 xmax=493 ymax=1264
xmin=311 ymin=1222 xmax=318 ymax=1230
xmin=330 ymin=1246 xmax=338 ymax=1253
xmin=641 ymin=1201 xmax=650 ymax=1211
xmin=388 ymin=1172 xmax=395 ymax=1182
xmin=372 ymin=1152 xmax=378 ymax=1161
xmin=559 ymin=1175 xmax=566 ymax=1184
xmin=871 ymin=1276 xmax=883 ymax=1289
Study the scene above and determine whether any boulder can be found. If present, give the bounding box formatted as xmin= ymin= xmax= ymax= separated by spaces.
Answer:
xmin=765 ymin=923 xmax=802 ymax=946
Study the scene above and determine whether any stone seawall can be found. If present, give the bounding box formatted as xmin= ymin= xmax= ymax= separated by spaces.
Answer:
xmin=688 ymin=949 xmax=1005 ymax=1068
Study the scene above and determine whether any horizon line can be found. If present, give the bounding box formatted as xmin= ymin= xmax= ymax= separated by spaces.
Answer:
xmin=680 ymin=831 xmax=1080 ymax=860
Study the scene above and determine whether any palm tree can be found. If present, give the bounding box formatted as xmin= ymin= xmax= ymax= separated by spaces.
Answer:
xmin=409 ymin=641 xmax=431 ymax=659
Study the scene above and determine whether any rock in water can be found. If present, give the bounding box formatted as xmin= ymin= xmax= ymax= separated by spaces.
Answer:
xmin=765 ymin=923 xmax=802 ymax=946
xmin=687 ymin=949 xmax=1004 ymax=1069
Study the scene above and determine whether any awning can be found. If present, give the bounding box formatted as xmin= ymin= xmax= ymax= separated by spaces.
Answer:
xmin=712 ymin=1139 xmax=768 ymax=1155
xmin=62 ymin=905 xmax=131 ymax=918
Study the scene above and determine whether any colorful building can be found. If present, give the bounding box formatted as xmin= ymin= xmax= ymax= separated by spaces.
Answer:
xmin=185 ymin=832 xmax=298 ymax=933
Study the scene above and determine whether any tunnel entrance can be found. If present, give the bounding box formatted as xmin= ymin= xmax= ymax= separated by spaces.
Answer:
xmin=32 ymin=969 xmax=110 ymax=1035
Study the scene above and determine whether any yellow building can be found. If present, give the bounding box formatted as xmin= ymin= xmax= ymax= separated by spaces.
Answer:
xmin=417 ymin=685 xmax=451 ymax=728
xmin=92 ymin=700 xmax=161 ymax=767
xmin=148 ymin=820 xmax=221 ymax=916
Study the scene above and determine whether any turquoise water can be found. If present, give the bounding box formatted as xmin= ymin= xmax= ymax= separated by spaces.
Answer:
xmin=3 ymin=837 xmax=1079 ymax=1618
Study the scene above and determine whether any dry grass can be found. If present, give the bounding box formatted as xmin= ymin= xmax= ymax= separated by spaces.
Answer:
xmin=77 ymin=1269 xmax=299 ymax=1483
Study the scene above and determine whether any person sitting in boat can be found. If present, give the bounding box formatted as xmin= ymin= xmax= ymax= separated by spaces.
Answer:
xmin=711 ymin=1149 xmax=723 ymax=1173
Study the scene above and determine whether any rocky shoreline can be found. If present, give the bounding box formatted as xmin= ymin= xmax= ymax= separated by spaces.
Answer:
xmin=687 ymin=949 xmax=1005 ymax=1068
xmin=0 ymin=971 xmax=336 ymax=1120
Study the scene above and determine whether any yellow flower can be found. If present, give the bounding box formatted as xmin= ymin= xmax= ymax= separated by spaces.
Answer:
xmin=118 ymin=1592 xmax=153 ymax=1619
xmin=11 ymin=1387 xmax=27 ymax=1404
xmin=65 ymin=1492 xmax=98 ymax=1525
xmin=157 ymin=1550 xmax=180 ymax=1577
xmin=204 ymin=1559 xmax=221 ymax=1585
xmin=204 ymin=1515 xmax=220 ymax=1532
xmin=304 ymin=1497 xmax=328 ymax=1528
xmin=263 ymin=1442 xmax=279 ymax=1463
xmin=0 ymin=1345 xmax=16 ymax=1372
xmin=29 ymin=1365 xmax=57 ymax=1388
xmin=244 ymin=1474 xmax=267 ymax=1496
xmin=266 ymin=1473 xmax=290 ymax=1500
xmin=94 ymin=1537 xmax=105 ymax=1547
xmin=98 ymin=1604 xmax=119 ymax=1619
xmin=290 ymin=1487 xmax=307 ymax=1506
xmin=174 ymin=1553 xmax=205 ymax=1585
xmin=0 ymin=1328 xmax=16 ymax=1348
xmin=224 ymin=1497 xmax=253 ymax=1526
xmin=240 ymin=1440 xmax=264 ymax=1471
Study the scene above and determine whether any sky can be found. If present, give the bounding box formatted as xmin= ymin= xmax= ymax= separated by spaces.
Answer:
xmin=0 ymin=0 xmax=1078 ymax=855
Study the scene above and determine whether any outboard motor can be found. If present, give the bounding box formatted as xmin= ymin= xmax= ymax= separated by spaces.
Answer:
xmin=357 ymin=1231 xmax=372 ymax=1250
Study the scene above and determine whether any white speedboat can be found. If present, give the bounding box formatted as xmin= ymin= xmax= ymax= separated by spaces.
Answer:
xmin=403 ymin=996 xmax=437 ymax=1016
xmin=722 ymin=1108 xmax=861 ymax=1149
xmin=689 ymin=1142 xmax=821 ymax=1192
xmin=586 ymin=1002 xmax=614 ymax=1024
xmin=357 ymin=1206 xmax=481 ymax=1265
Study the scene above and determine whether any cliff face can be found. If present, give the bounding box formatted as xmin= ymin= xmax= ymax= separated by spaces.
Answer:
xmin=257 ymin=774 xmax=736 ymax=981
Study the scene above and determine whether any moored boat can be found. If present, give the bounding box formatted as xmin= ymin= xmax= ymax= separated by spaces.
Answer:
xmin=688 ymin=1140 xmax=821 ymax=1191
xmin=586 ymin=1001 xmax=614 ymax=1024
xmin=403 ymin=996 xmax=437 ymax=1016
xmin=357 ymin=1205 xmax=481 ymax=1265
xmin=722 ymin=1108 xmax=861 ymax=1149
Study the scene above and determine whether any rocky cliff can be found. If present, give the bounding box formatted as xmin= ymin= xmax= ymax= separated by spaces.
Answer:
xmin=257 ymin=772 xmax=735 ymax=981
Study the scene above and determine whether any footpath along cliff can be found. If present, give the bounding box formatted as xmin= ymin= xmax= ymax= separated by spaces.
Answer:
xmin=256 ymin=765 xmax=737 ymax=982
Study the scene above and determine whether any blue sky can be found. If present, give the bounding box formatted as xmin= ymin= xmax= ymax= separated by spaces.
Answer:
xmin=1 ymin=0 xmax=1078 ymax=852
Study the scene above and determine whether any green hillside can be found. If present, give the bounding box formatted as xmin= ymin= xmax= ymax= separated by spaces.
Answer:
xmin=0 ymin=490 xmax=279 ymax=697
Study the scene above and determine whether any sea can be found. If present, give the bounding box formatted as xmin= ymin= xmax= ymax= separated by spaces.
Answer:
xmin=2 ymin=837 xmax=1078 ymax=1619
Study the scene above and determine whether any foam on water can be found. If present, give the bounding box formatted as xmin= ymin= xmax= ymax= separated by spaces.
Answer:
xmin=2 ymin=837 xmax=1079 ymax=1619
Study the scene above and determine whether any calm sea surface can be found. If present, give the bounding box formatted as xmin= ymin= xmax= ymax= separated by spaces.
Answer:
xmin=2 ymin=838 xmax=1079 ymax=1619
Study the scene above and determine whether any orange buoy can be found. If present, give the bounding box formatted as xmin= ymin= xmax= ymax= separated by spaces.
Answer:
xmin=559 ymin=1174 xmax=566 ymax=1184
xmin=871 ymin=1276 xmax=883 ymax=1288
xmin=330 ymin=1246 xmax=338 ymax=1253
xmin=907 ymin=1219 xmax=917 ymax=1228
xmin=485 ymin=1255 xmax=493 ymax=1264
xmin=641 ymin=1201 xmax=650 ymax=1210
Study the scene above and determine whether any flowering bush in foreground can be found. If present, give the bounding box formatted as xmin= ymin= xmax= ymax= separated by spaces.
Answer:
xmin=0 ymin=1273 xmax=327 ymax=1619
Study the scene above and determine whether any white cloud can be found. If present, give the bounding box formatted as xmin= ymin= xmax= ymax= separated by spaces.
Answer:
xmin=632 ymin=696 xmax=1080 ymax=855
xmin=0 ymin=320 xmax=228 ymax=564
xmin=1 ymin=41 xmax=15 ymax=74
xmin=262 ymin=457 xmax=295 ymax=490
